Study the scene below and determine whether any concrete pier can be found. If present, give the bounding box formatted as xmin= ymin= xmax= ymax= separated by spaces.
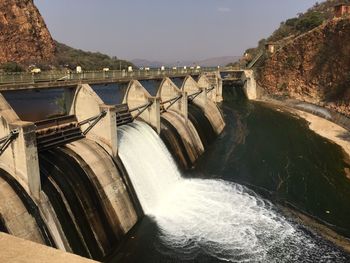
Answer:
xmin=69 ymin=84 xmax=118 ymax=157
xmin=182 ymin=76 xmax=225 ymax=134
xmin=124 ymin=80 xmax=161 ymax=133
xmin=242 ymin=70 xmax=257 ymax=100
xmin=0 ymin=94 xmax=41 ymax=200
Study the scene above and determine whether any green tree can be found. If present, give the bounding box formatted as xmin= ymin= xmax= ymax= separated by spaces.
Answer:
xmin=1 ymin=62 xmax=24 ymax=72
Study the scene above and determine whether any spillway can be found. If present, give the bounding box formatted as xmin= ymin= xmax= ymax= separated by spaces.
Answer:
xmin=39 ymin=147 xmax=119 ymax=260
xmin=118 ymin=121 xmax=349 ymax=262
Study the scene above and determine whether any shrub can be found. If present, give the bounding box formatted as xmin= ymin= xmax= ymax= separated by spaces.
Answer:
xmin=1 ymin=62 xmax=24 ymax=72
xmin=295 ymin=12 xmax=325 ymax=33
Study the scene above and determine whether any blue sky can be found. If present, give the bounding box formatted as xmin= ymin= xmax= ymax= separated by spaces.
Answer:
xmin=35 ymin=0 xmax=320 ymax=62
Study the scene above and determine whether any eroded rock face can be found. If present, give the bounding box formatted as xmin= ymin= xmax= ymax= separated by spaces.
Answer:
xmin=0 ymin=0 xmax=55 ymax=64
xmin=258 ymin=18 xmax=350 ymax=116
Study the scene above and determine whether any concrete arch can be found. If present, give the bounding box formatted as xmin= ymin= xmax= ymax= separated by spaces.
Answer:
xmin=69 ymin=84 xmax=118 ymax=157
xmin=64 ymin=139 xmax=138 ymax=236
xmin=182 ymin=75 xmax=205 ymax=100
xmin=123 ymin=80 xmax=160 ymax=133
xmin=182 ymin=76 xmax=225 ymax=135
xmin=157 ymin=77 xmax=188 ymax=121
xmin=201 ymin=71 xmax=223 ymax=102
xmin=198 ymin=74 xmax=215 ymax=102
xmin=161 ymin=110 xmax=204 ymax=166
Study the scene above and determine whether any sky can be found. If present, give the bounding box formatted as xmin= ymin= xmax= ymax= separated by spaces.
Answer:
xmin=35 ymin=0 xmax=320 ymax=62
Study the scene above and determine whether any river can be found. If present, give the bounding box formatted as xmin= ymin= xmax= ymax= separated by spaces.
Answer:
xmin=108 ymin=84 xmax=350 ymax=262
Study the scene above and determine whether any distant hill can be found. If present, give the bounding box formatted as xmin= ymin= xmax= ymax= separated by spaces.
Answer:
xmin=195 ymin=56 xmax=240 ymax=67
xmin=131 ymin=59 xmax=164 ymax=68
xmin=131 ymin=56 xmax=240 ymax=68
xmin=53 ymin=42 xmax=134 ymax=71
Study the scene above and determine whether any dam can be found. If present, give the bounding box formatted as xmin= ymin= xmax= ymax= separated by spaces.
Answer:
xmin=0 ymin=68 xmax=350 ymax=262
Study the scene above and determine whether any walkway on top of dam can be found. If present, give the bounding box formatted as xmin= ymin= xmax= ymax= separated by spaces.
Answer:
xmin=0 ymin=67 xmax=243 ymax=91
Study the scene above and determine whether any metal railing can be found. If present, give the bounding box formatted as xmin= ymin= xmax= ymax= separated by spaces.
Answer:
xmin=0 ymin=66 xmax=243 ymax=86
xmin=247 ymin=50 xmax=264 ymax=69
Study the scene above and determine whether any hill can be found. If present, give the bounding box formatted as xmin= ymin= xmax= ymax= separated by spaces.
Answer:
xmin=53 ymin=42 xmax=134 ymax=71
xmin=0 ymin=0 xmax=55 ymax=66
xmin=132 ymin=56 xmax=240 ymax=68
xmin=246 ymin=0 xmax=350 ymax=117
xmin=0 ymin=0 xmax=133 ymax=72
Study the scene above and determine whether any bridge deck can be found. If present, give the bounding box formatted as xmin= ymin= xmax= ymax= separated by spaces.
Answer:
xmin=0 ymin=68 xmax=244 ymax=91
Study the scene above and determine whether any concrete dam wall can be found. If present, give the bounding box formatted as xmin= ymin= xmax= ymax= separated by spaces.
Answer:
xmin=0 ymin=71 xmax=227 ymax=260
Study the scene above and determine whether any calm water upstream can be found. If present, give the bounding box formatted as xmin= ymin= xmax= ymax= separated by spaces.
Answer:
xmin=108 ymin=84 xmax=350 ymax=262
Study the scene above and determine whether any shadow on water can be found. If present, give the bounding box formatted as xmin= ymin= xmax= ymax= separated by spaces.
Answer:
xmin=2 ymin=88 xmax=68 ymax=121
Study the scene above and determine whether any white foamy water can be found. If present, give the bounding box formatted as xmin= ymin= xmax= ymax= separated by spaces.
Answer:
xmin=118 ymin=121 xmax=348 ymax=262
xmin=296 ymin=102 xmax=332 ymax=119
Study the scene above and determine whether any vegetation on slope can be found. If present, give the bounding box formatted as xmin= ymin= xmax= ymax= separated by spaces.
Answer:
xmin=229 ymin=0 xmax=350 ymax=67
xmin=253 ymin=0 xmax=350 ymax=116
xmin=53 ymin=41 xmax=134 ymax=71
xmin=0 ymin=41 xmax=135 ymax=72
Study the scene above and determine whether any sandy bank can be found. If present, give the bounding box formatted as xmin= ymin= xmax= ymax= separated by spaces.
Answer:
xmin=259 ymin=99 xmax=350 ymax=178
xmin=295 ymin=110 xmax=350 ymax=157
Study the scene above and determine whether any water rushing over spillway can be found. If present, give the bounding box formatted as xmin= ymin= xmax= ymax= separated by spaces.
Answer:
xmin=118 ymin=121 xmax=349 ymax=262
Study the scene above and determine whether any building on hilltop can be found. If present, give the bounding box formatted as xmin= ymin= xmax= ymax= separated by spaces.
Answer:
xmin=265 ymin=42 xmax=276 ymax=54
xmin=334 ymin=3 xmax=350 ymax=18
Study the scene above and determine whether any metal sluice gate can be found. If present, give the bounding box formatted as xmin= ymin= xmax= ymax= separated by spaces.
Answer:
xmin=35 ymin=115 xmax=84 ymax=152
xmin=35 ymin=111 xmax=107 ymax=152
xmin=116 ymin=102 xmax=154 ymax=127
xmin=116 ymin=104 xmax=133 ymax=126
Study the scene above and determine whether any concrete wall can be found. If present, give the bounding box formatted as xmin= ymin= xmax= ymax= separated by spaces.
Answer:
xmin=0 ymin=176 xmax=44 ymax=244
xmin=123 ymin=80 xmax=160 ymax=133
xmin=200 ymin=72 xmax=223 ymax=103
xmin=69 ymin=84 xmax=118 ymax=157
xmin=182 ymin=76 xmax=225 ymax=134
xmin=182 ymin=75 xmax=207 ymax=107
xmin=38 ymin=192 xmax=70 ymax=251
xmin=161 ymin=111 xmax=204 ymax=164
xmin=65 ymin=139 xmax=138 ymax=235
xmin=157 ymin=77 xmax=188 ymax=122
xmin=241 ymin=70 xmax=257 ymax=100
xmin=0 ymin=94 xmax=40 ymax=200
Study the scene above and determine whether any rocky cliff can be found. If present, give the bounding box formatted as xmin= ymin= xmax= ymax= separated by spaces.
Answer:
xmin=258 ymin=18 xmax=350 ymax=116
xmin=0 ymin=0 xmax=55 ymax=64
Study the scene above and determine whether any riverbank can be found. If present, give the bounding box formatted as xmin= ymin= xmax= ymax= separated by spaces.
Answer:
xmin=254 ymin=98 xmax=350 ymax=253
xmin=258 ymin=98 xmax=350 ymax=178
xmin=294 ymin=110 xmax=350 ymax=178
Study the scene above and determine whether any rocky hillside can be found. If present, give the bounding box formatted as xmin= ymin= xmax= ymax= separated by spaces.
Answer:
xmin=254 ymin=1 xmax=350 ymax=116
xmin=0 ymin=0 xmax=133 ymax=71
xmin=0 ymin=0 xmax=55 ymax=65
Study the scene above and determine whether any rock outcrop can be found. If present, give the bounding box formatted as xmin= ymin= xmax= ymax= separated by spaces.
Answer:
xmin=258 ymin=18 xmax=350 ymax=116
xmin=0 ymin=0 xmax=55 ymax=64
